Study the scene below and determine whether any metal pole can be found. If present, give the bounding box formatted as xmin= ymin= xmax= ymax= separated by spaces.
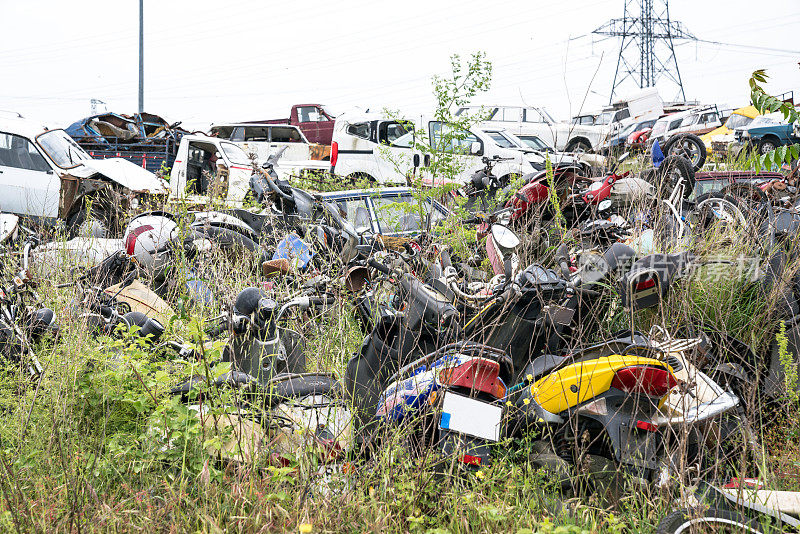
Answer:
xmin=138 ymin=0 xmax=144 ymax=112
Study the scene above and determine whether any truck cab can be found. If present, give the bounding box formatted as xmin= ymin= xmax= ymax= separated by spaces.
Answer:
xmin=169 ymin=135 xmax=253 ymax=205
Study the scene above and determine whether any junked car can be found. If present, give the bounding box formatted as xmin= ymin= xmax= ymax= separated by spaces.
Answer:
xmin=0 ymin=112 xmax=168 ymax=237
xmin=330 ymin=113 xmax=533 ymax=186
xmin=320 ymin=187 xmax=450 ymax=237
xmin=209 ymin=123 xmax=329 ymax=163
xmin=736 ymin=116 xmax=797 ymax=155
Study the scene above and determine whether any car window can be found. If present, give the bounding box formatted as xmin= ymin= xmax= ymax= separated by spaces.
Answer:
xmin=346 ymin=122 xmax=371 ymax=140
xmin=220 ymin=142 xmax=251 ymax=165
xmin=298 ymin=106 xmax=328 ymax=122
xmin=668 ymin=118 xmax=683 ymax=131
xmin=692 ymin=178 xmax=729 ymax=200
xmin=243 ymin=127 xmax=269 ymax=142
xmin=270 ymin=127 xmax=302 ymax=143
xmin=524 ymin=109 xmax=546 ymax=123
xmin=726 ymin=114 xmax=754 ymax=130
xmin=680 ymin=115 xmax=699 ymax=127
xmin=613 ymin=109 xmax=631 ymax=122
xmin=0 ymin=132 xmax=51 ymax=172
xmin=331 ymin=197 xmax=371 ymax=231
xmin=487 ymin=132 xmax=516 ymax=149
xmin=211 ymin=126 xmax=235 ymax=139
xmin=428 ymin=122 xmax=479 ymax=154
xmin=699 ymin=112 xmax=718 ymax=123
xmin=36 ymin=129 xmax=91 ymax=169
xmin=490 ymin=107 xmax=519 ymax=122
xmin=378 ymin=122 xmax=413 ymax=147
xmin=230 ymin=127 xmax=245 ymax=142
xmin=517 ymin=135 xmax=549 ymax=150
xmin=372 ymin=195 xmax=425 ymax=233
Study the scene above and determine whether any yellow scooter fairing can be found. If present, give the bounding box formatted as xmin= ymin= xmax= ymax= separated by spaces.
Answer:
xmin=532 ymin=355 xmax=675 ymax=415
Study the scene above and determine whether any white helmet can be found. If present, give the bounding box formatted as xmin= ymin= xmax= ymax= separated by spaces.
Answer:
xmin=123 ymin=214 xmax=178 ymax=269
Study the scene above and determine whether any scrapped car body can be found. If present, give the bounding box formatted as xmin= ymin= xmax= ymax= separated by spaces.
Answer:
xmin=320 ymin=187 xmax=450 ymax=237
xmin=0 ymin=112 xmax=168 ymax=234
xmin=331 ymin=113 xmax=533 ymax=186
xmin=169 ymin=135 xmax=327 ymax=206
xmin=737 ymin=119 xmax=798 ymax=155
xmin=700 ymin=105 xmax=761 ymax=154
xmin=649 ymin=106 xmax=723 ymax=147
xmin=459 ymin=88 xmax=663 ymax=153
xmin=209 ymin=123 xmax=326 ymax=162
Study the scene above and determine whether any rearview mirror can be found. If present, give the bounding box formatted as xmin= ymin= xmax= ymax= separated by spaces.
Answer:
xmin=490 ymin=224 xmax=520 ymax=251
xmin=470 ymin=141 xmax=482 ymax=155
xmin=413 ymin=154 xmax=420 ymax=168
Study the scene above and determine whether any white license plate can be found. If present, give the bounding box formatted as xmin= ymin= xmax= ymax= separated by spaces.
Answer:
xmin=439 ymin=392 xmax=503 ymax=442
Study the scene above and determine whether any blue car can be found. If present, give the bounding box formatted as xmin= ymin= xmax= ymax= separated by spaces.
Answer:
xmin=738 ymin=122 xmax=799 ymax=155
xmin=320 ymin=187 xmax=450 ymax=237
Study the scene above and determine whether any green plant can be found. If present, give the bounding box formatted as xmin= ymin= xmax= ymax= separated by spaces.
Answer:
xmin=748 ymin=69 xmax=800 ymax=171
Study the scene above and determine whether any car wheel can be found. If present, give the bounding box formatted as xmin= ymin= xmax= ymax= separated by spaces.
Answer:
xmin=566 ymin=139 xmax=591 ymax=154
xmin=67 ymin=203 xmax=113 ymax=239
xmin=758 ymin=137 xmax=777 ymax=155
xmin=657 ymin=155 xmax=695 ymax=199
xmin=663 ymin=133 xmax=707 ymax=171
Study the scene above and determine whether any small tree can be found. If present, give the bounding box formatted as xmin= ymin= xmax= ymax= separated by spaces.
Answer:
xmin=748 ymin=69 xmax=800 ymax=171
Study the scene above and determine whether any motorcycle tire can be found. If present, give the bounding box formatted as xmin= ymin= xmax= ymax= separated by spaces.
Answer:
xmin=663 ymin=133 xmax=707 ymax=171
xmin=655 ymin=507 xmax=768 ymax=534
xmin=658 ymin=155 xmax=696 ymax=200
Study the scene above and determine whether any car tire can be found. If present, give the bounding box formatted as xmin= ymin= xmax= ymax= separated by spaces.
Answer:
xmin=758 ymin=137 xmax=778 ymax=155
xmin=663 ymin=133 xmax=707 ymax=171
xmin=658 ymin=155 xmax=695 ymax=199
xmin=67 ymin=202 xmax=113 ymax=239
xmin=565 ymin=139 xmax=591 ymax=153
xmin=655 ymin=507 xmax=768 ymax=534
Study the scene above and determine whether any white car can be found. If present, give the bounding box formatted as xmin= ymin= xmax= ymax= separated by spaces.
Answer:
xmin=209 ymin=123 xmax=322 ymax=163
xmin=330 ymin=113 xmax=533 ymax=186
xmin=650 ymin=106 xmax=723 ymax=146
xmin=0 ymin=111 xmax=168 ymax=236
xmin=169 ymin=134 xmax=327 ymax=206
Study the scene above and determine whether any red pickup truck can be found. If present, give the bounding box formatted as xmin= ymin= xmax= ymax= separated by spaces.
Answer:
xmin=254 ymin=104 xmax=336 ymax=146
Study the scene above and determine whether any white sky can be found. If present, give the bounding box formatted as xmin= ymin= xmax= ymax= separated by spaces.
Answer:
xmin=1 ymin=0 xmax=799 ymax=130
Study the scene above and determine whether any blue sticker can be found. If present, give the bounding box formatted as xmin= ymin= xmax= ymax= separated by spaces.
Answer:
xmin=440 ymin=412 xmax=451 ymax=429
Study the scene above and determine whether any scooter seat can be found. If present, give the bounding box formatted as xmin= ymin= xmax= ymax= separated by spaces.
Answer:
xmin=522 ymin=354 xmax=570 ymax=382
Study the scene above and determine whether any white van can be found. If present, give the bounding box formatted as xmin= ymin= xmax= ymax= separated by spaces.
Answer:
xmin=209 ymin=123 xmax=317 ymax=163
xmin=330 ymin=114 xmax=533 ymax=186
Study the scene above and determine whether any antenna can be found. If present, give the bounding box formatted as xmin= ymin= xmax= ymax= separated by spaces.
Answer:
xmin=593 ymin=0 xmax=696 ymax=102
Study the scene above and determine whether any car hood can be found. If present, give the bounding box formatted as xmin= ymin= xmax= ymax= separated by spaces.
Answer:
xmin=68 ymin=158 xmax=168 ymax=193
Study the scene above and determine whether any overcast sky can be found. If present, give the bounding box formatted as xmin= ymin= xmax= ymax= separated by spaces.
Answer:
xmin=1 ymin=0 xmax=798 ymax=130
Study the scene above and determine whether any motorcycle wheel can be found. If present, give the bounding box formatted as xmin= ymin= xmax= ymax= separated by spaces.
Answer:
xmin=655 ymin=507 xmax=769 ymax=534
xmin=658 ymin=155 xmax=696 ymax=199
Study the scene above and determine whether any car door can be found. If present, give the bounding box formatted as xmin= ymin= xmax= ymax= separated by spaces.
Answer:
xmin=522 ymin=108 xmax=556 ymax=147
xmin=426 ymin=120 xmax=483 ymax=186
xmin=0 ymin=132 xmax=59 ymax=218
xmin=375 ymin=120 xmax=416 ymax=183
xmin=296 ymin=105 xmax=333 ymax=145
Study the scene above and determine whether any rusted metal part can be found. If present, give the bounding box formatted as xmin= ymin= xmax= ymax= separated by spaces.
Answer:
xmin=309 ymin=144 xmax=331 ymax=161
xmin=58 ymin=175 xmax=116 ymax=219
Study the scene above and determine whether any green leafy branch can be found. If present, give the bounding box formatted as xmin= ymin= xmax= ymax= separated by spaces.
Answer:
xmin=748 ymin=69 xmax=800 ymax=171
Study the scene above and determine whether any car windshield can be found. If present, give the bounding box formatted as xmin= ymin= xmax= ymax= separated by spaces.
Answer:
xmin=748 ymin=116 xmax=783 ymax=128
xmin=36 ymin=129 xmax=92 ymax=169
xmin=220 ymin=142 xmax=251 ymax=165
xmin=651 ymin=119 xmax=668 ymax=137
xmin=595 ymin=111 xmax=614 ymax=125
xmin=725 ymin=114 xmax=754 ymax=130
xmin=487 ymin=131 xmax=518 ymax=149
xmin=518 ymin=136 xmax=550 ymax=150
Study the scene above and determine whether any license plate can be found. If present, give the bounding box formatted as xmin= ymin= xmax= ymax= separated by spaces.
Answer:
xmin=439 ymin=392 xmax=502 ymax=442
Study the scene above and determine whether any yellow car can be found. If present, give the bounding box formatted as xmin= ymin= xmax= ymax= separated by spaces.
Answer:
xmin=701 ymin=105 xmax=760 ymax=154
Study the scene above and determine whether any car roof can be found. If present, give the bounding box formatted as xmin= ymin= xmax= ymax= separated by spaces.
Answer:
xmin=320 ymin=187 xmax=450 ymax=210
xmin=0 ymin=113 xmax=51 ymax=139
xmin=210 ymin=123 xmax=302 ymax=129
